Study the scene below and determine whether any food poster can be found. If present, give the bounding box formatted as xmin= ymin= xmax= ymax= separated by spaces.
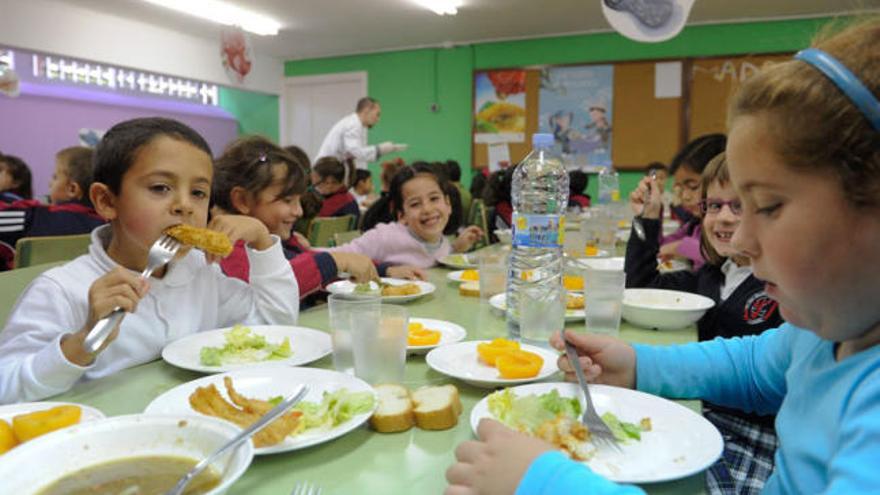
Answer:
xmin=473 ymin=70 xmax=527 ymax=144
xmin=539 ymin=65 xmax=614 ymax=168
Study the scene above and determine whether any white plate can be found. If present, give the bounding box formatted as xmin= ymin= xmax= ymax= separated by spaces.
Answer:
xmin=325 ymin=278 xmax=436 ymax=303
xmin=438 ymin=253 xmax=478 ymax=269
xmin=470 ymin=382 xmax=723 ymax=483
xmin=144 ymin=366 xmax=377 ymax=455
xmin=425 ymin=341 xmax=560 ymax=388
xmin=161 ymin=325 xmax=332 ymax=374
xmin=407 ymin=318 xmax=467 ymax=354
xmin=0 ymin=401 xmax=105 ymax=425
xmin=488 ymin=293 xmax=584 ymax=323
xmin=446 ymin=270 xmax=479 ymax=283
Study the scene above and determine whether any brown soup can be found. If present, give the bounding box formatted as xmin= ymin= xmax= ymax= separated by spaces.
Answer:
xmin=37 ymin=455 xmax=221 ymax=495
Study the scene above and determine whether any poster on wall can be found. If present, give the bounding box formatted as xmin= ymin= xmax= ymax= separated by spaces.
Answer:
xmin=538 ymin=65 xmax=614 ymax=170
xmin=473 ymin=70 xmax=527 ymax=144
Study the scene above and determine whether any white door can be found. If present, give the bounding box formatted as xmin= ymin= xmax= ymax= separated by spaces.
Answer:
xmin=282 ymin=71 xmax=368 ymax=161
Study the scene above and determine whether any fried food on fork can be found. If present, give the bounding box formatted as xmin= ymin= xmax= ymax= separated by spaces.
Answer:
xmin=188 ymin=380 xmax=301 ymax=447
xmin=164 ymin=224 xmax=233 ymax=257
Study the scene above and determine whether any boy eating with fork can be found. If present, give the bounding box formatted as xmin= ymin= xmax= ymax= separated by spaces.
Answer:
xmin=0 ymin=117 xmax=299 ymax=405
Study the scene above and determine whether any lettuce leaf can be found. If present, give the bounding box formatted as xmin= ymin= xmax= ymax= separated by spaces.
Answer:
xmin=293 ymin=389 xmax=375 ymax=433
xmin=601 ymin=412 xmax=647 ymax=442
xmin=198 ymin=324 xmax=292 ymax=366
xmin=488 ymin=388 xmax=581 ymax=434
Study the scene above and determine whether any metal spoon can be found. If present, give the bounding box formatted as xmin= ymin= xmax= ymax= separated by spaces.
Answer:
xmin=632 ymin=171 xmax=656 ymax=241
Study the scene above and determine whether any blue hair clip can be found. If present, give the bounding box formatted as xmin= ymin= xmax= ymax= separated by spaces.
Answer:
xmin=794 ymin=48 xmax=880 ymax=132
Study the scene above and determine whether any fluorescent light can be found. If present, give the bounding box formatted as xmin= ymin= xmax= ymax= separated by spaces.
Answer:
xmin=140 ymin=0 xmax=282 ymax=36
xmin=413 ymin=0 xmax=462 ymax=16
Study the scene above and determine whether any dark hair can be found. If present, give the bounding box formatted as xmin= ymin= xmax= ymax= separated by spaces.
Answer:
xmin=56 ymin=146 xmax=95 ymax=206
xmin=389 ymin=162 xmax=450 ymax=218
xmin=645 ymin=161 xmax=667 ymax=175
xmin=284 ymin=145 xmax=311 ymax=170
xmin=93 ymin=117 xmax=212 ymax=194
xmin=445 ymin=160 xmax=462 ymax=182
xmin=470 ymin=170 xmax=488 ymax=198
xmin=0 ymin=154 xmax=33 ymax=199
xmin=483 ymin=168 xmax=513 ymax=207
xmin=380 ymin=158 xmax=405 ymax=191
xmin=569 ymin=170 xmax=588 ymax=194
xmin=355 ymin=169 xmax=372 ymax=184
xmin=313 ymin=156 xmax=355 ymax=189
xmin=213 ymin=135 xmax=307 ymax=213
xmin=356 ymin=97 xmax=378 ymax=113
xmin=669 ymin=134 xmax=727 ymax=176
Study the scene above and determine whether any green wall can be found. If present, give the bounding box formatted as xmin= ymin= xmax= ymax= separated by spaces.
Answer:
xmin=219 ymin=87 xmax=280 ymax=142
xmin=285 ymin=17 xmax=834 ymax=197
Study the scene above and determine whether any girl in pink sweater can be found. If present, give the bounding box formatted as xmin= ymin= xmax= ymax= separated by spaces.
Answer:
xmin=326 ymin=163 xmax=482 ymax=269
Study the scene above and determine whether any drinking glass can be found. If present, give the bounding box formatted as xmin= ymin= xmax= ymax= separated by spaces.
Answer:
xmin=328 ymin=294 xmax=380 ymax=375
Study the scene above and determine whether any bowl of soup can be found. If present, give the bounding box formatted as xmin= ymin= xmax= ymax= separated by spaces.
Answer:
xmin=0 ymin=414 xmax=253 ymax=495
xmin=622 ymin=288 xmax=715 ymax=330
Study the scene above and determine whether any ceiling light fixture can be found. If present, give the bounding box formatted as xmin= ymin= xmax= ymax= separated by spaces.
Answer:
xmin=140 ymin=0 xmax=282 ymax=36
xmin=413 ymin=0 xmax=463 ymax=16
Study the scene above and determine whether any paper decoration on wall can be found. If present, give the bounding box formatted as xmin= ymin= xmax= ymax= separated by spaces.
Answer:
xmin=474 ymin=70 xmax=527 ymax=144
xmin=539 ymin=65 xmax=614 ymax=169
xmin=220 ymin=26 xmax=253 ymax=84
xmin=78 ymin=128 xmax=105 ymax=148
xmin=602 ymin=0 xmax=694 ymax=43
xmin=0 ymin=65 xmax=20 ymax=97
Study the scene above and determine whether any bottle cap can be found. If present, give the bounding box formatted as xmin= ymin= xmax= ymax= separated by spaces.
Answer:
xmin=532 ymin=133 xmax=554 ymax=148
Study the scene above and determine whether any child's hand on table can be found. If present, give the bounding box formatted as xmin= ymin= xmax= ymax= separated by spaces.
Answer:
xmin=330 ymin=252 xmax=379 ymax=283
xmin=386 ymin=265 xmax=427 ymax=281
xmin=445 ymin=418 xmax=555 ymax=495
xmin=206 ymin=214 xmax=273 ymax=263
xmin=550 ymin=329 xmax=637 ymax=389
xmin=453 ymin=226 xmax=484 ymax=253
xmin=62 ymin=267 xmax=149 ymax=365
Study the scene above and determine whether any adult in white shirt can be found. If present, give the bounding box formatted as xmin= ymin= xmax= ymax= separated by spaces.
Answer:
xmin=317 ymin=97 xmax=407 ymax=170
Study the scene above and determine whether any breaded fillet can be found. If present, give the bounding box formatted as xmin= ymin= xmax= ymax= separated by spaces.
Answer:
xmin=188 ymin=381 xmax=302 ymax=447
xmin=165 ymin=224 xmax=233 ymax=257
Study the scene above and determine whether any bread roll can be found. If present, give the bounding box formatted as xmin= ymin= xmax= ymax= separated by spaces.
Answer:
xmin=369 ymin=384 xmax=415 ymax=433
xmin=412 ymin=384 xmax=462 ymax=431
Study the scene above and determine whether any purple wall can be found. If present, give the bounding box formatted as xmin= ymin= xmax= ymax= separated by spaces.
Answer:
xmin=0 ymin=85 xmax=238 ymax=199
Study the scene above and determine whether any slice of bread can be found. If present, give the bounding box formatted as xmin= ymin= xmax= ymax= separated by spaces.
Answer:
xmin=459 ymin=281 xmax=480 ymax=297
xmin=412 ymin=385 xmax=462 ymax=431
xmin=369 ymin=384 xmax=415 ymax=433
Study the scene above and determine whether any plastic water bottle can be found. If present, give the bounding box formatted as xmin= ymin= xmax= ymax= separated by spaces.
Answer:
xmin=597 ymin=166 xmax=620 ymax=205
xmin=506 ymin=133 xmax=569 ymax=344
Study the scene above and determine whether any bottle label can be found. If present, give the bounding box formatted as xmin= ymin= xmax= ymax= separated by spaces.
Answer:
xmin=512 ymin=213 xmax=565 ymax=248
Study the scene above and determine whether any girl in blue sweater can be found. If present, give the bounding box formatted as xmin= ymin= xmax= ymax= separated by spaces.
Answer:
xmin=446 ymin=18 xmax=880 ymax=495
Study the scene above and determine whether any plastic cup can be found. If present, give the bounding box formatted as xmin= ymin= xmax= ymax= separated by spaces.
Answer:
xmin=328 ymin=294 xmax=380 ymax=375
xmin=351 ymin=304 xmax=409 ymax=385
xmin=479 ymin=251 xmax=507 ymax=300
xmin=583 ymin=267 xmax=626 ymax=337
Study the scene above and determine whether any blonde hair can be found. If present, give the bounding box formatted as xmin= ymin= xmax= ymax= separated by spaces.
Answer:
xmin=699 ymin=152 xmax=732 ymax=266
xmin=728 ymin=18 xmax=880 ymax=207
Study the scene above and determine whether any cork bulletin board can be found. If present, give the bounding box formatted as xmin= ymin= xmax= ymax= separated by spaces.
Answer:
xmin=471 ymin=53 xmax=790 ymax=172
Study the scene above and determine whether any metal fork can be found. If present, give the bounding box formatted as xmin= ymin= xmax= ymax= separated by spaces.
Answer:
xmin=563 ymin=340 xmax=623 ymax=453
xmin=291 ymin=481 xmax=323 ymax=495
xmin=83 ymin=234 xmax=181 ymax=353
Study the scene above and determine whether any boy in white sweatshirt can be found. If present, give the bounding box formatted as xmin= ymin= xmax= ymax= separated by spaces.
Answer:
xmin=0 ymin=117 xmax=299 ymax=404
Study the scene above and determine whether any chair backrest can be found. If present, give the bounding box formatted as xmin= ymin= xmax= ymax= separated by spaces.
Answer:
xmin=308 ymin=215 xmax=355 ymax=247
xmin=466 ymin=199 xmax=491 ymax=249
xmin=13 ymin=234 xmax=92 ymax=269
xmin=333 ymin=230 xmax=362 ymax=247
xmin=1 ymin=261 xmax=66 ymax=331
